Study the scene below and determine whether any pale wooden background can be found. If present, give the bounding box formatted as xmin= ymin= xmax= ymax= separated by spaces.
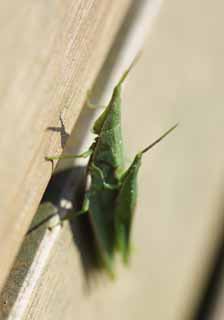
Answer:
xmin=1 ymin=0 xmax=224 ymax=319
xmin=0 ymin=0 xmax=132 ymax=292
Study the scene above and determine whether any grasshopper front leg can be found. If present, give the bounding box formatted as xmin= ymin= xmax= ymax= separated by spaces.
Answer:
xmin=45 ymin=148 xmax=93 ymax=161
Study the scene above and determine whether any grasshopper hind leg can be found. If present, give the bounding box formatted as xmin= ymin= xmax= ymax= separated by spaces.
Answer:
xmin=62 ymin=198 xmax=89 ymax=222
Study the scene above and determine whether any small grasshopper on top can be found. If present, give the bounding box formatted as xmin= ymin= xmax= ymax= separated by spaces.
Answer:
xmin=46 ymin=63 xmax=178 ymax=276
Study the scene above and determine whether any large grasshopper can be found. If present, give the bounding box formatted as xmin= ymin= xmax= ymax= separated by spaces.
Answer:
xmin=47 ymin=65 xmax=177 ymax=275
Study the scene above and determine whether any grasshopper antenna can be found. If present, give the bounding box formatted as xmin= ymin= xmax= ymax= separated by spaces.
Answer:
xmin=141 ymin=123 xmax=179 ymax=154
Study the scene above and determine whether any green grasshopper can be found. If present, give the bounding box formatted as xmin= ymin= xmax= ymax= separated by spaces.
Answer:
xmin=47 ymin=65 xmax=177 ymax=275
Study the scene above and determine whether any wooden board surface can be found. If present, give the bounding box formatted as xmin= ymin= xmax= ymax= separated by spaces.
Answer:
xmin=0 ymin=0 xmax=132 ymax=291
xmin=2 ymin=0 xmax=224 ymax=319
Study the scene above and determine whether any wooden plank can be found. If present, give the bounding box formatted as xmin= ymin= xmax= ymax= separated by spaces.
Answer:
xmin=0 ymin=2 xmax=164 ymax=318
xmin=2 ymin=0 xmax=224 ymax=319
xmin=0 ymin=0 xmax=132 ymax=291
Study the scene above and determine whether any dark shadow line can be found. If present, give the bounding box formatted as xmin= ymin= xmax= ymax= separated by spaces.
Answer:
xmin=26 ymin=213 xmax=57 ymax=235
xmin=47 ymin=114 xmax=70 ymax=149
xmin=193 ymin=213 xmax=224 ymax=319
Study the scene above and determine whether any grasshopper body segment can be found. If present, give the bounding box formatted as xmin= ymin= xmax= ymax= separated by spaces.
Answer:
xmin=92 ymin=81 xmax=124 ymax=182
xmin=82 ymin=80 xmax=126 ymax=274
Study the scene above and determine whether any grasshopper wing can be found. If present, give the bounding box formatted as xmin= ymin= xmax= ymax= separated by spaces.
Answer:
xmin=114 ymin=124 xmax=178 ymax=263
xmin=114 ymin=153 xmax=142 ymax=264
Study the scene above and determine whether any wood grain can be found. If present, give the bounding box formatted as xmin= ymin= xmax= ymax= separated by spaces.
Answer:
xmin=13 ymin=0 xmax=224 ymax=318
xmin=0 ymin=0 xmax=132 ymax=291
xmin=2 ymin=0 xmax=224 ymax=319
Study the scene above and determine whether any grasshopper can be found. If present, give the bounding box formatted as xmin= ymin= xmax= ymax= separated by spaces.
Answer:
xmin=47 ymin=65 xmax=177 ymax=275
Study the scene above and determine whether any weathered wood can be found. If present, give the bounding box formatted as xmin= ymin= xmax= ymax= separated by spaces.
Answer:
xmin=2 ymin=0 xmax=224 ymax=318
xmin=0 ymin=0 xmax=132 ymax=291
